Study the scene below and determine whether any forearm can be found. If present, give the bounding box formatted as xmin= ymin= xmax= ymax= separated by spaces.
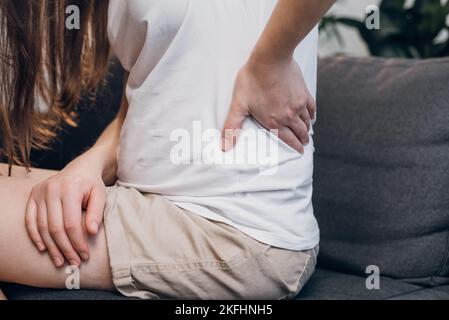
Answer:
xmin=251 ymin=0 xmax=335 ymax=64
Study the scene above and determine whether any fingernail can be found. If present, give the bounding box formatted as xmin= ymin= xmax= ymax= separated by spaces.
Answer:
xmin=220 ymin=139 xmax=227 ymax=151
xmin=221 ymin=139 xmax=231 ymax=152
xmin=91 ymin=222 xmax=99 ymax=233
xmin=80 ymin=252 xmax=89 ymax=261
xmin=69 ymin=259 xmax=80 ymax=267
xmin=53 ymin=257 xmax=63 ymax=267
xmin=37 ymin=242 xmax=45 ymax=251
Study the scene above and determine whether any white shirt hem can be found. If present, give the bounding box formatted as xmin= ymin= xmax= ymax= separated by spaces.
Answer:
xmin=173 ymin=201 xmax=320 ymax=251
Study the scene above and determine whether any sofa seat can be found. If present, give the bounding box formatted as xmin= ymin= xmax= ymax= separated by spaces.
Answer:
xmin=1 ymin=283 xmax=127 ymax=300
xmin=296 ymin=269 xmax=446 ymax=300
xmin=4 ymin=268 xmax=448 ymax=300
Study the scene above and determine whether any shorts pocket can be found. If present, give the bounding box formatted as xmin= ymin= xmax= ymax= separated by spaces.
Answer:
xmin=259 ymin=245 xmax=318 ymax=300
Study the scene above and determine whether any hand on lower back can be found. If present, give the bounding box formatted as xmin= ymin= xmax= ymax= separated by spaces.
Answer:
xmin=25 ymin=152 xmax=106 ymax=268
xmin=221 ymin=57 xmax=316 ymax=154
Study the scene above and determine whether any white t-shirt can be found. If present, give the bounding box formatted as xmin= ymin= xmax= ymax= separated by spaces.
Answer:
xmin=108 ymin=0 xmax=319 ymax=251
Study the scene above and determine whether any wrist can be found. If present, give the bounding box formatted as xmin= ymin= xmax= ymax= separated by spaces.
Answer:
xmin=75 ymin=145 xmax=117 ymax=184
xmin=91 ymin=144 xmax=118 ymax=184
xmin=248 ymin=43 xmax=294 ymax=70
xmin=246 ymin=50 xmax=294 ymax=80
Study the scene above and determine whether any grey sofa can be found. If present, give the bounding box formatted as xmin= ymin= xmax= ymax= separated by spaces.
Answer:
xmin=3 ymin=56 xmax=449 ymax=300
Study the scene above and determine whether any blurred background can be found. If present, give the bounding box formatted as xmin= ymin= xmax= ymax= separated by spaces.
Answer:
xmin=319 ymin=0 xmax=449 ymax=58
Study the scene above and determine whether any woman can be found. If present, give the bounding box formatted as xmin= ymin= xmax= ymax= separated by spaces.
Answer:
xmin=0 ymin=0 xmax=334 ymax=299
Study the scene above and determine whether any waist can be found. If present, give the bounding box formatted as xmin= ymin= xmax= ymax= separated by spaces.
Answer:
xmin=117 ymin=143 xmax=314 ymax=197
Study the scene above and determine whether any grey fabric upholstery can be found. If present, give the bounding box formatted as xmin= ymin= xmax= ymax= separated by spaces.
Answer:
xmin=296 ymin=268 xmax=422 ymax=300
xmin=1 ymin=283 xmax=127 ymax=300
xmin=388 ymin=285 xmax=449 ymax=300
xmin=313 ymin=56 xmax=449 ymax=284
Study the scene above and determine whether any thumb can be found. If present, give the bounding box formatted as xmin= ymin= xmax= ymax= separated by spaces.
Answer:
xmin=221 ymin=103 xmax=246 ymax=151
xmin=85 ymin=184 xmax=106 ymax=235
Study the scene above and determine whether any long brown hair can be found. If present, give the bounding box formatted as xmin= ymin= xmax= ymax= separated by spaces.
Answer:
xmin=0 ymin=0 xmax=110 ymax=172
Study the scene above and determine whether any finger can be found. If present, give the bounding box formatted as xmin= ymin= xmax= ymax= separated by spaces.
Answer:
xmin=85 ymin=184 xmax=106 ymax=235
xmin=25 ymin=197 xmax=46 ymax=252
xmin=37 ymin=202 xmax=65 ymax=268
xmin=47 ymin=198 xmax=81 ymax=266
xmin=306 ymin=95 xmax=316 ymax=121
xmin=289 ymin=118 xmax=310 ymax=146
xmin=299 ymin=106 xmax=312 ymax=132
xmin=62 ymin=192 xmax=90 ymax=261
xmin=221 ymin=103 xmax=246 ymax=151
xmin=278 ymin=127 xmax=304 ymax=154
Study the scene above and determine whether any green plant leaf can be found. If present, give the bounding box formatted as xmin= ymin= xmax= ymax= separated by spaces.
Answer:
xmin=415 ymin=0 xmax=449 ymax=39
xmin=380 ymin=0 xmax=406 ymax=14
xmin=319 ymin=0 xmax=449 ymax=59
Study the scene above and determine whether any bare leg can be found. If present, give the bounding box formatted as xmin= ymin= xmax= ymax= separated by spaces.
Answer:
xmin=0 ymin=164 xmax=114 ymax=291
xmin=0 ymin=288 xmax=6 ymax=300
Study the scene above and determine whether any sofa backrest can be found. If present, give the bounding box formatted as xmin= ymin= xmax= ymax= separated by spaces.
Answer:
xmin=314 ymin=56 xmax=449 ymax=285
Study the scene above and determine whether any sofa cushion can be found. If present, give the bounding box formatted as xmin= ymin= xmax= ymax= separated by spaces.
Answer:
xmin=388 ymin=285 xmax=449 ymax=300
xmin=1 ymin=283 xmax=129 ymax=300
xmin=314 ymin=56 xmax=449 ymax=284
xmin=296 ymin=268 xmax=422 ymax=300
xmin=3 ymin=268 xmax=422 ymax=300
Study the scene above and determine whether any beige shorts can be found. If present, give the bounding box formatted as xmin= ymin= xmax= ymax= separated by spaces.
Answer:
xmin=103 ymin=185 xmax=318 ymax=300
